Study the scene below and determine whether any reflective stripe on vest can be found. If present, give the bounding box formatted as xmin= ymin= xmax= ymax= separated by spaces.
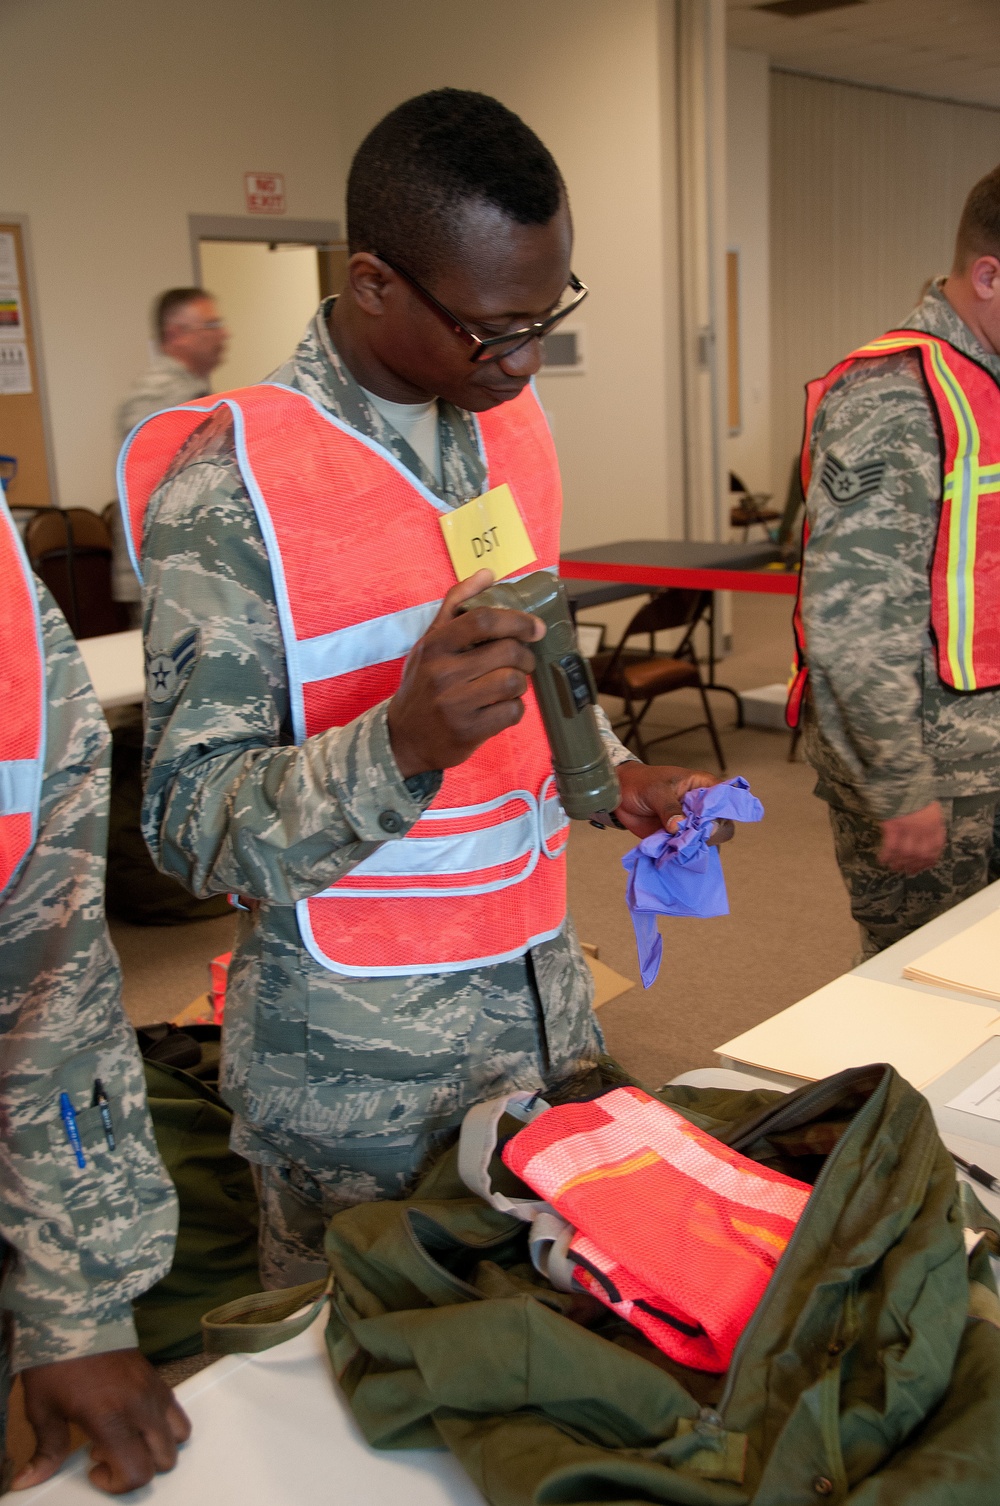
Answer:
xmin=0 ymin=496 xmax=45 ymax=899
xmin=787 ymin=329 xmax=1000 ymax=726
xmin=119 ymin=380 xmax=568 ymax=975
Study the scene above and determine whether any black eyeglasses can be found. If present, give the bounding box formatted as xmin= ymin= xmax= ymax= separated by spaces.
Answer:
xmin=375 ymin=253 xmax=588 ymax=364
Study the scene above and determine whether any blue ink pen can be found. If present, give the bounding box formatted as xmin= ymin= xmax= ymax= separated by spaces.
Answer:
xmin=59 ymin=1092 xmax=86 ymax=1169
xmin=92 ymin=1079 xmax=116 ymax=1151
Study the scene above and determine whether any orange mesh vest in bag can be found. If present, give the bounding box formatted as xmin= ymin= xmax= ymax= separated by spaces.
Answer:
xmin=118 ymin=382 xmax=568 ymax=975
xmin=502 ymin=1086 xmax=811 ymax=1371
xmin=0 ymin=496 xmax=45 ymax=900
xmin=788 ymin=331 xmax=1000 ymax=727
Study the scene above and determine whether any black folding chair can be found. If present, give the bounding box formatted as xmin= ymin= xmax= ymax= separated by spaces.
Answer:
xmin=591 ymin=589 xmax=726 ymax=769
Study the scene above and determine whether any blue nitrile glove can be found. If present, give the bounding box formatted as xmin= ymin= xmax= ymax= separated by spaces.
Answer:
xmin=621 ymin=776 xmax=764 ymax=987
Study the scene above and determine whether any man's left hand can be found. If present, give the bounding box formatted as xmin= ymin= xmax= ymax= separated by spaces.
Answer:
xmin=612 ymin=762 xmax=717 ymax=840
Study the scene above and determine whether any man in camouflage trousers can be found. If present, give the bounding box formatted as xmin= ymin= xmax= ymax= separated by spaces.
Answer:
xmin=799 ymin=164 xmax=1000 ymax=958
xmin=136 ymin=92 xmax=713 ymax=1287
xmin=0 ymin=540 xmax=187 ymax=1490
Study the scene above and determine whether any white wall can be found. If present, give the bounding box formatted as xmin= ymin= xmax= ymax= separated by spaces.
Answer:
xmin=0 ymin=0 xmax=346 ymax=509
xmin=0 ymin=0 xmax=685 ymax=553
xmin=328 ymin=0 xmax=676 ymax=550
xmin=770 ymin=71 xmax=1000 ymax=488
xmin=725 ymin=49 xmax=771 ymax=497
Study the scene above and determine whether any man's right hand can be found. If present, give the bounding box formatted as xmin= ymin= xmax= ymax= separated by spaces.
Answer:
xmin=878 ymin=801 xmax=946 ymax=876
xmin=388 ymin=569 xmax=545 ymax=779
xmin=14 ymin=1349 xmax=190 ymax=1495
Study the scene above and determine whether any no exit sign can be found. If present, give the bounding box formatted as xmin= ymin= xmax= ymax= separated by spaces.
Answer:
xmin=245 ymin=172 xmax=286 ymax=215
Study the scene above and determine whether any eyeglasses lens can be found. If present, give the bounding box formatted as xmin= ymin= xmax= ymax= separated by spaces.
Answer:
xmin=472 ymin=283 xmax=583 ymax=364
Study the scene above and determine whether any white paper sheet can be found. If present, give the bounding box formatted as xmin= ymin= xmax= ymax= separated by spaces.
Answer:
xmin=946 ymin=1058 xmax=1000 ymax=1122
xmin=0 ymin=233 xmax=18 ymax=285
xmin=0 ymin=339 xmax=31 ymax=394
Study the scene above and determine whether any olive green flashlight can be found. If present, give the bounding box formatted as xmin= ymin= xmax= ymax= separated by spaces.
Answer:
xmin=458 ymin=570 xmax=621 ymax=822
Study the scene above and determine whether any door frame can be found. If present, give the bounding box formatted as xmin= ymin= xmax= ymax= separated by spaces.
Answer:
xmin=188 ymin=214 xmax=343 ymax=283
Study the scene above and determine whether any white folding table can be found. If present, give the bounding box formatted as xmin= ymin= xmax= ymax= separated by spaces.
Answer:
xmin=77 ymin=629 xmax=143 ymax=710
xmin=17 ymin=1311 xmax=484 ymax=1506
xmin=716 ymin=879 xmax=1000 ymax=1221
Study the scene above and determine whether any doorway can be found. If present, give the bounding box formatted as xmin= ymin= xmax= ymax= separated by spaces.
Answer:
xmin=189 ymin=214 xmax=347 ymax=392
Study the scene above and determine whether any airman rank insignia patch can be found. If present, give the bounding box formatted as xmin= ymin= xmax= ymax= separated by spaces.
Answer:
xmin=146 ymin=628 xmax=199 ymax=703
xmin=820 ymin=453 xmax=886 ymax=505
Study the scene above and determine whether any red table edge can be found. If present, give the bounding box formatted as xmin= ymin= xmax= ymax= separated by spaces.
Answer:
xmin=558 ymin=558 xmax=800 ymax=596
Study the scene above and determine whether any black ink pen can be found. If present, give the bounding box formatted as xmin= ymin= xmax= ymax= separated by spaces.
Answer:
xmin=92 ymin=1079 xmax=116 ymax=1151
xmin=952 ymin=1151 xmax=1000 ymax=1196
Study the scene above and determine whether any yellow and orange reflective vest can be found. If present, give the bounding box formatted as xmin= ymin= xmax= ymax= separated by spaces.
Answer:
xmin=119 ymin=382 xmax=569 ymax=977
xmin=787 ymin=331 xmax=1000 ymax=727
xmin=0 ymin=496 xmax=45 ymax=899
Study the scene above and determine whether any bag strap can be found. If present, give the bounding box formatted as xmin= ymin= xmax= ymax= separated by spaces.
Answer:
xmin=201 ymin=1278 xmax=329 ymax=1355
xmin=528 ymin=1208 xmax=580 ymax=1292
xmin=457 ymin=1091 xmax=579 ymax=1293
xmin=457 ymin=1091 xmax=552 ymax=1219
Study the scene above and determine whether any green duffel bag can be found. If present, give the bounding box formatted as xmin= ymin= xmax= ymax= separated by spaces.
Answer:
xmin=134 ymin=1029 xmax=261 ymax=1362
xmin=202 ymin=1059 xmax=1000 ymax=1504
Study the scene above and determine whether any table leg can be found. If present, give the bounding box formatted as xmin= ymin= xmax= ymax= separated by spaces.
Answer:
xmin=704 ymin=592 xmax=744 ymax=728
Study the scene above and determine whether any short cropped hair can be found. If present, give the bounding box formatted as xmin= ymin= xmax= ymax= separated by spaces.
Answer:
xmin=954 ymin=163 xmax=1000 ymax=270
xmin=347 ymin=89 xmax=565 ymax=282
xmin=155 ymin=287 xmax=208 ymax=343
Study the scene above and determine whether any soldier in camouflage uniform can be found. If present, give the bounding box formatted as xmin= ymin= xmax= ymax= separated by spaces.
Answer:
xmin=800 ymin=164 xmax=1000 ymax=959
xmin=112 ymin=288 xmax=227 ymax=610
xmin=138 ymin=91 xmax=713 ymax=1287
xmin=0 ymin=559 xmax=187 ymax=1491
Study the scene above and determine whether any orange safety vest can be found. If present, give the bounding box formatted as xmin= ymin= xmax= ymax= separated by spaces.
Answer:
xmin=119 ymin=382 xmax=569 ymax=976
xmin=0 ymin=496 xmax=45 ymax=900
xmin=787 ymin=331 xmax=1000 ymax=728
xmin=501 ymin=1086 xmax=811 ymax=1372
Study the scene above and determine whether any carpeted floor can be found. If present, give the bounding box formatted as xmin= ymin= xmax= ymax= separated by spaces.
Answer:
xmin=110 ymin=592 xmax=859 ymax=1080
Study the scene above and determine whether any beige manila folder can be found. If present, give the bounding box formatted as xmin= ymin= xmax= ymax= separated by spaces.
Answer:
xmin=716 ymin=975 xmax=1000 ymax=1089
xmin=902 ymin=909 xmax=1000 ymax=1002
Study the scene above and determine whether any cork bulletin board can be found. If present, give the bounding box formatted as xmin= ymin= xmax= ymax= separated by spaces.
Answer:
xmin=0 ymin=218 xmax=55 ymax=508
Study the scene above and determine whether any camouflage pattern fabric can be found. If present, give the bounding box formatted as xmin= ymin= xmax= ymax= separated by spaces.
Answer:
xmin=251 ymin=1157 xmax=449 ymax=1290
xmin=800 ymin=281 xmax=1000 ymax=950
xmin=801 ymin=279 xmax=1000 ymax=821
xmin=827 ymin=793 xmax=1000 ymax=961
xmin=140 ymin=300 xmax=624 ymax=1273
xmin=0 ymin=583 xmax=177 ymax=1372
xmin=112 ymin=353 xmax=210 ymax=604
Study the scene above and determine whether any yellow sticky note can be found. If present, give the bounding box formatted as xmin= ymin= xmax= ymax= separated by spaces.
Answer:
xmin=439 ymin=483 xmax=536 ymax=582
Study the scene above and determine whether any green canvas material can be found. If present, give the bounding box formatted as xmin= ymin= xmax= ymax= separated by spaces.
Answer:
xmin=203 ymin=1060 xmax=1000 ymax=1503
xmin=134 ymin=1057 xmax=260 ymax=1361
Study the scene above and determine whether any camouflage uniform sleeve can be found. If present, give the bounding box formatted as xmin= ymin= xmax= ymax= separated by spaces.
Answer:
xmin=593 ymin=703 xmax=639 ymax=767
xmin=141 ymin=456 xmax=442 ymax=903
xmin=0 ymin=585 xmax=177 ymax=1373
xmin=801 ymin=353 xmax=941 ymax=820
